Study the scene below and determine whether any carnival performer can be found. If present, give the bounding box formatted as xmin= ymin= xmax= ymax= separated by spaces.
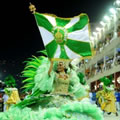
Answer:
xmin=96 ymin=76 xmax=118 ymax=116
xmin=4 ymin=88 xmax=20 ymax=110
xmin=0 ymin=55 xmax=103 ymax=120
xmin=52 ymin=61 xmax=69 ymax=95
xmin=2 ymin=75 xmax=20 ymax=111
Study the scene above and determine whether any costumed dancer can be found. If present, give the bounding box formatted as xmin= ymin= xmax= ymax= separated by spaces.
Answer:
xmin=0 ymin=56 xmax=104 ymax=120
xmin=3 ymin=75 xmax=20 ymax=111
xmin=96 ymin=76 xmax=118 ymax=116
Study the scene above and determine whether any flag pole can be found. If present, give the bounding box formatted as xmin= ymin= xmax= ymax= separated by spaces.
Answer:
xmin=48 ymin=59 xmax=54 ymax=76
xmin=29 ymin=3 xmax=36 ymax=14
xmin=28 ymin=3 xmax=54 ymax=76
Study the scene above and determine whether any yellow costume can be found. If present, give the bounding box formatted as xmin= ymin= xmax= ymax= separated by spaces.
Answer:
xmin=5 ymin=88 xmax=20 ymax=110
xmin=96 ymin=90 xmax=116 ymax=113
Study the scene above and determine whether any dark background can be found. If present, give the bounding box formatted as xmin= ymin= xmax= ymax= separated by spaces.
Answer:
xmin=0 ymin=0 xmax=115 ymax=86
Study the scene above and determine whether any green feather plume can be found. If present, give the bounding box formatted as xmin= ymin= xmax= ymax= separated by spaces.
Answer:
xmin=77 ymin=72 xmax=86 ymax=85
xmin=100 ymin=76 xmax=112 ymax=86
xmin=4 ymin=74 xmax=16 ymax=87
xmin=22 ymin=56 xmax=46 ymax=92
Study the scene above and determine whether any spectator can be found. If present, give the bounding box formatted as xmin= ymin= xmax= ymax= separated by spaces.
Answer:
xmin=89 ymin=90 xmax=96 ymax=104
xmin=115 ymin=52 xmax=120 ymax=65
xmin=117 ymin=25 xmax=120 ymax=37
xmin=92 ymin=90 xmax=96 ymax=104
xmin=115 ymin=89 xmax=120 ymax=111
xmin=2 ymin=92 xmax=9 ymax=112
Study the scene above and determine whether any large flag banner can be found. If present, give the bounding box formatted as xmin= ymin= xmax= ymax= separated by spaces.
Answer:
xmin=34 ymin=12 xmax=92 ymax=59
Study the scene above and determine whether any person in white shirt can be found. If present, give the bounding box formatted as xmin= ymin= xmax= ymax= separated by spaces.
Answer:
xmin=3 ymin=93 xmax=9 ymax=112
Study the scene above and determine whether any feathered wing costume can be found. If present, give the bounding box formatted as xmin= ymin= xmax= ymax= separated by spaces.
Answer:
xmin=0 ymin=55 xmax=103 ymax=120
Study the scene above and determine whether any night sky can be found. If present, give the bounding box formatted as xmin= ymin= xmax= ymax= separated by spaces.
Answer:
xmin=0 ymin=0 xmax=115 ymax=82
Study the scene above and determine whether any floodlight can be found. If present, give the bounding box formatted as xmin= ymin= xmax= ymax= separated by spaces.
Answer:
xmin=96 ymin=27 xmax=101 ymax=32
xmin=93 ymin=32 xmax=97 ymax=36
xmin=104 ymin=16 xmax=110 ymax=21
xmin=109 ymin=8 xmax=116 ymax=14
xmin=100 ymin=21 xmax=105 ymax=26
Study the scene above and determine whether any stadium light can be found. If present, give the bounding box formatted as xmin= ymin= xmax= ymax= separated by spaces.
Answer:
xmin=96 ymin=27 xmax=101 ymax=32
xmin=116 ymin=0 xmax=120 ymax=5
xmin=100 ymin=21 xmax=105 ymax=26
xmin=104 ymin=15 xmax=110 ymax=21
xmin=90 ymin=36 xmax=94 ymax=41
xmin=93 ymin=32 xmax=97 ymax=36
xmin=109 ymin=8 xmax=116 ymax=14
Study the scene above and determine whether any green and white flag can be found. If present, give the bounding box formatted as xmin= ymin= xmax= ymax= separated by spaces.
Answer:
xmin=34 ymin=12 xmax=92 ymax=60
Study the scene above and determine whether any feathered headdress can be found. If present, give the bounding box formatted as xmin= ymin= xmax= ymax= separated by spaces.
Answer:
xmin=100 ymin=75 xmax=114 ymax=91
xmin=4 ymin=75 xmax=16 ymax=87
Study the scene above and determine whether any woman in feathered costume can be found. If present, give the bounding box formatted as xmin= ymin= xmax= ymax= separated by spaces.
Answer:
xmin=0 ymin=53 xmax=103 ymax=120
